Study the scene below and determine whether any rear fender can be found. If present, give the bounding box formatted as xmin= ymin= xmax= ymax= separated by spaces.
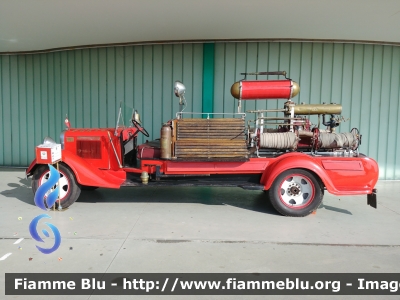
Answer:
xmin=261 ymin=153 xmax=335 ymax=193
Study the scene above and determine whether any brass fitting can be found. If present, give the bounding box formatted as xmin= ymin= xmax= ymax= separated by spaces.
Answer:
xmin=140 ymin=171 xmax=149 ymax=184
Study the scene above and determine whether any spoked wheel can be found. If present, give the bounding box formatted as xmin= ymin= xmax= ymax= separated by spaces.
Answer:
xmin=32 ymin=164 xmax=81 ymax=209
xmin=269 ymin=169 xmax=323 ymax=217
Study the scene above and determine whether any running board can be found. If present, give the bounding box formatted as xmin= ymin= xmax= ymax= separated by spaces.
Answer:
xmin=121 ymin=177 xmax=264 ymax=190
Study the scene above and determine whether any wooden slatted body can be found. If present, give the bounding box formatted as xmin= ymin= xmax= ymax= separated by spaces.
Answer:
xmin=174 ymin=118 xmax=248 ymax=161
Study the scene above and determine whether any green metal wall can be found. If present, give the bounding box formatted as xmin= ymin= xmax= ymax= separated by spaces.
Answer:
xmin=0 ymin=44 xmax=203 ymax=166
xmin=0 ymin=42 xmax=399 ymax=179
xmin=214 ymin=42 xmax=400 ymax=180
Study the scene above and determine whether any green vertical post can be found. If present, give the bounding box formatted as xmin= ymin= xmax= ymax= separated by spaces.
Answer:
xmin=202 ymin=43 xmax=215 ymax=118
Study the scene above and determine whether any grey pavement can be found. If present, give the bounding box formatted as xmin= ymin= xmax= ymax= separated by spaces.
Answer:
xmin=0 ymin=169 xmax=399 ymax=300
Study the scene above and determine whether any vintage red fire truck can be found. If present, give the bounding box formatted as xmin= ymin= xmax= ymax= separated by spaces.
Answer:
xmin=26 ymin=71 xmax=378 ymax=217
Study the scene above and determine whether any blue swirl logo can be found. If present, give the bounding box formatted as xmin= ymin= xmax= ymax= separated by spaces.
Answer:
xmin=34 ymin=165 xmax=60 ymax=210
xmin=29 ymin=214 xmax=62 ymax=254
xmin=29 ymin=164 xmax=62 ymax=254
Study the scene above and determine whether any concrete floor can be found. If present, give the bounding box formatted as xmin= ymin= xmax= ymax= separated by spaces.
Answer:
xmin=0 ymin=169 xmax=399 ymax=300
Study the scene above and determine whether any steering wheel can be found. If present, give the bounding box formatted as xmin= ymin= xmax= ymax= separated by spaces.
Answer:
xmin=132 ymin=120 xmax=149 ymax=137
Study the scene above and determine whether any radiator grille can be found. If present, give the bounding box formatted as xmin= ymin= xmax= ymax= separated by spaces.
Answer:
xmin=175 ymin=118 xmax=248 ymax=161
xmin=77 ymin=140 xmax=102 ymax=159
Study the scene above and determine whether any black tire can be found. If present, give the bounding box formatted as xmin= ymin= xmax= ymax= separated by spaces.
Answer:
xmin=81 ymin=186 xmax=98 ymax=191
xmin=268 ymin=169 xmax=323 ymax=217
xmin=32 ymin=164 xmax=81 ymax=209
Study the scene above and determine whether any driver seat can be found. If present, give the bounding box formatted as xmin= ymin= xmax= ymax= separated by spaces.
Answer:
xmin=137 ymin=140 xmax=161 ymax=159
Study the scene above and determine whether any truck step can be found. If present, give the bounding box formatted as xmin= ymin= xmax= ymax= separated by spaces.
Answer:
xmin=121 ymin=177 xmax=264 ymax=190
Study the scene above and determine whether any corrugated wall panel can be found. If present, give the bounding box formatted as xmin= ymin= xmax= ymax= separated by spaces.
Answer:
xmin=214 ymin=42 xmax=400 ymax=179
xmin=0 ymin=44 xmax=203 ymax=167
xmin=388 ymin=46 xmax=400 ymax=180
xmin=2 ymin=56 xmax=12 ymax=165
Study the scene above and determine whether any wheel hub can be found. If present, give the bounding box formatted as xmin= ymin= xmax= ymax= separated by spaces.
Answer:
xmin=279 ymin=175 xmax=314 ymax=208
xmin=39 ymin=170 xmax=70 ymax=201
xmin=287 ymin=182 xmax=301 ymax=196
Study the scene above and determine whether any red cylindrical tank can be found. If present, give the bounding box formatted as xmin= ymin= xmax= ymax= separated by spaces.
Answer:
xmin=231 ymin=80 xmax=300 ymax=100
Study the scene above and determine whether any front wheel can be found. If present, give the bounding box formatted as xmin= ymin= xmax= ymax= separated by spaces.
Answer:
xmin=32 ymin=164 xmax=81 ymax=209
xmin=268 ymin=169 xmax=323 ymax=217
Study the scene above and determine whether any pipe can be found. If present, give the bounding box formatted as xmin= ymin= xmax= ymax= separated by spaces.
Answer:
xmin=107 ymin=131 xmax=123 ymax=168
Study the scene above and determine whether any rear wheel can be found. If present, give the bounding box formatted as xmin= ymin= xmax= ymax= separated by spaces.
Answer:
xmin=32 ymin=164 xmax=81 ymax=209
xmin=269 ymin=169 xmax=323 ymax=217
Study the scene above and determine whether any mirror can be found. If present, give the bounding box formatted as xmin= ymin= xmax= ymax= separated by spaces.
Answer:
xmin=174 ymin=81 xmax=186 ymax=98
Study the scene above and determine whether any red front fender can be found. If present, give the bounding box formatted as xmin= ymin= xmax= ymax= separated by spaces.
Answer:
xmin=26 ymin=158 xmax=37 ymax=176
xmin=26 ymin=150 xmax=126 ymax=189
xmin=62 ymin=150 xmax=126 ymax=188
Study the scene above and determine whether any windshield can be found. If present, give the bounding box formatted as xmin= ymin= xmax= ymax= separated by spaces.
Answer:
xmin=113 ymin=102 xmax=133 ymax=128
